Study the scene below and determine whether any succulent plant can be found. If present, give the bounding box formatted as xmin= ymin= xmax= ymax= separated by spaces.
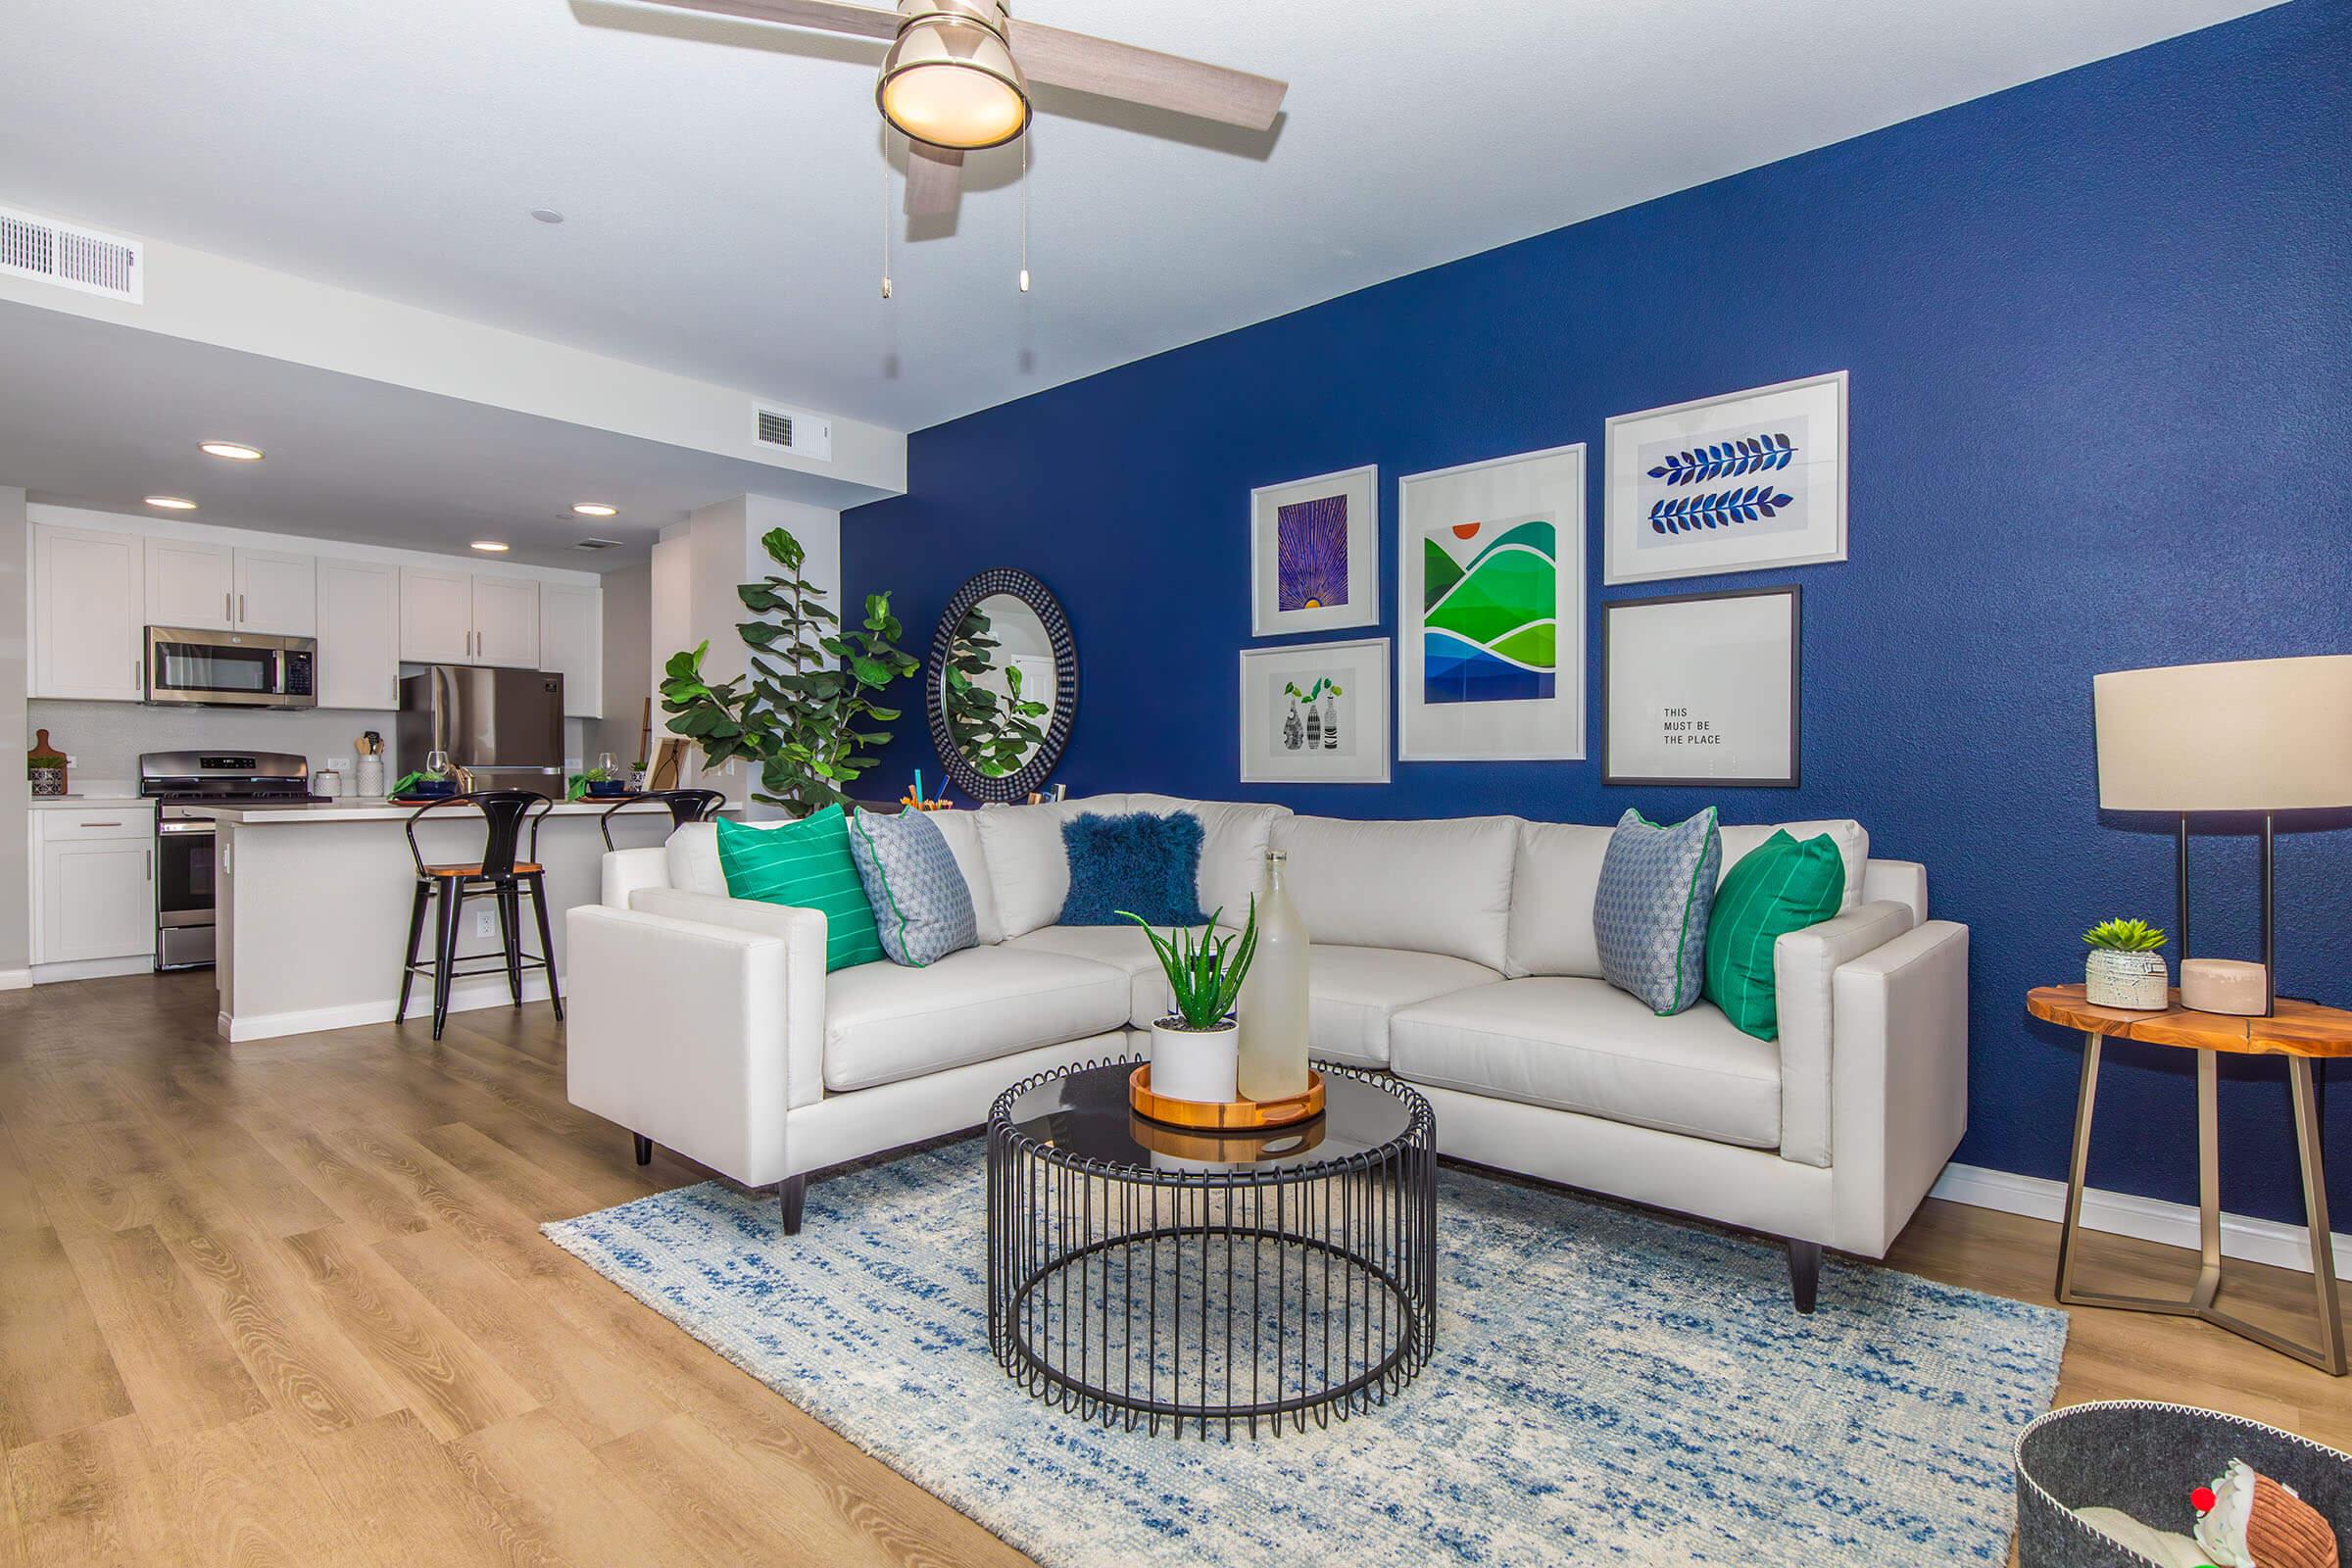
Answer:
xmin=2082 ymin=917 xmax=2167 ymax=953
xmin=1121 ymin=899 xmax=1259 ymax=1031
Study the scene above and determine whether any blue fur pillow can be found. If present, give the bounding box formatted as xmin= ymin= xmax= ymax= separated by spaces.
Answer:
xmin=1058 ymin=811 xmax=1207 ymax=927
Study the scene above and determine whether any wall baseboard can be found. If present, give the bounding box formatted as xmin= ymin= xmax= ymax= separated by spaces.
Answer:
xmin=0 ymin=967 xmax=29 ymax=991
xmin=32 ymin=955 xmax=155 ymax=984
xmin=1932 ymin=1161 xmax=2352 ymax=1284
xmin=220 ymin=973 xmax=556 ymax=1044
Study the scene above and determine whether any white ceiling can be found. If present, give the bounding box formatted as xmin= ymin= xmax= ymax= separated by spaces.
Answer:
xmin=0 ymin=0 xmax=2278 ymax=439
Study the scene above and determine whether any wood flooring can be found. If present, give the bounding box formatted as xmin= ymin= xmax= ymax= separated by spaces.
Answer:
xmin=3 ymin=971 xmax=2346 ymax=1565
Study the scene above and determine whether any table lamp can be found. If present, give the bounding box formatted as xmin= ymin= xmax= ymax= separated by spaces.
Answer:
xmin=2093 ymin=654 xmax=2352 ymax=1016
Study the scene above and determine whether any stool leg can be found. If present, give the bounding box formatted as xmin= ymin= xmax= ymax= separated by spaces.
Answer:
xmin=526 ymin=872 xmax=564 ymax=1022
xmin=432 ymin=879 xmax=465 ymax=1041
xmin=396 ymin=880 xmax=430 ymax=1022
xmin=2289 ymin=1059 xmax=2347 ymax=1375
xmin=497 ymin=882 xmax=523 ymax=1005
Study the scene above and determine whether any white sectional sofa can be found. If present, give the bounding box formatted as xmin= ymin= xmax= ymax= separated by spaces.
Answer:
xmin=565 ymin=793 xmax=1968 ymax=1309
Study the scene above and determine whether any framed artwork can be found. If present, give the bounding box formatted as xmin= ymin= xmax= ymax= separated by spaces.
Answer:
xmin=1396 ymin=443 xmax=1586 ymax=761
xmin=1602 ymin=370 xmax=1846 ymax=585
xmin=1250 ymin=465 xmax=1379 ymax=637
xmin=1238 ymin=637 xmax=1391 ymax=784
xmin=1602 ymin=586 xmax=1800 ymax=787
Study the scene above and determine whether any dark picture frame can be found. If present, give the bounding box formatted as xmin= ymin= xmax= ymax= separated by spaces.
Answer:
xmin=1601 ymin=584 xmax=1801 ymax=788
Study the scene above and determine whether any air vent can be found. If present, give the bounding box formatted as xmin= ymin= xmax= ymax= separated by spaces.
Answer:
xmin=0 ymin=205 xmax=142 ymax=303
xmin=750 ymin=401 xmax=832 ymax=462
xmin=573 ymin=537 xmax=623 ymax=551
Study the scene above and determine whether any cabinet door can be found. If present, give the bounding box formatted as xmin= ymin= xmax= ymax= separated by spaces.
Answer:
xmin=538 ymin=583 xmax=603 ymax=717
xmin=32 ymin=525 xmax=146 ymax=700
xmin=400 ymin=566 xmax=475 ymax=663
xmin=38 ymin=839 xmax=154 ymax=963
xmin=316 ymin=561 xmax=400 ymax=709
xmin=145 ymin=536 xmax=235 ymax=630
xmin=233 ymin=549 xmax=318 ymax=636
xmin=471 ymin=575 xmax=542 ymax=668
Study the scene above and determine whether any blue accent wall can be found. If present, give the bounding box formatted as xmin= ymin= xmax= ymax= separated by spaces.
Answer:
xmin=847 ymin=0 xmax=2352 ymax=1224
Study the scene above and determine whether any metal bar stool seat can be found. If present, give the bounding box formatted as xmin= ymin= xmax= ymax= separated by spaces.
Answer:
xmin=397 ymin=791 xmax=563 ymax=1040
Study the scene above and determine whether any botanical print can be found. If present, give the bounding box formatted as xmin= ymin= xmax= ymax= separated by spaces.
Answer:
xmin=1278 ymin=675 xmax=1344 ymax=751
xmin=1421 ymin=514 xmax=1556 ymax=706
xmin=1240 ymin=639 xmax=1388 ymax=783
xmin=1275 ymin=494 xmax=1349 ymax=612
xmin=1636 ymin=416 xmax=1811 ymax=551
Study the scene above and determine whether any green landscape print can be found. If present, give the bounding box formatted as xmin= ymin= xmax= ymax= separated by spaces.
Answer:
xmin=1423 ymin=514 xmax=1556 ymax=705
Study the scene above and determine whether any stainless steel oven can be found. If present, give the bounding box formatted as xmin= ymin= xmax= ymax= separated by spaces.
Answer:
xmin=145 ymin=626 xmax=318 ymax=709
xmin=141 ymin=751 xmax=318 ymax=970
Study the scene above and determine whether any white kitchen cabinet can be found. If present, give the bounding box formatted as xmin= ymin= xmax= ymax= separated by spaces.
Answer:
xmin=145 ymin=537 xmax=235 ymax=630
xmin=538 ymin=582 xmax=603 ymax=717
xmin=32 ymin=524 xmax=146 ymax=700
xmin=34 ymin=818 xmax=155 ymax=965
xmin=316 ymin=560 xmax=400 ymax=709
xmin=471 ymin=576 xmax=541 ymax=667
xmin=400 ymin=566 xmax=474 ymax=662
xmin=233 ymin=549 xmax=318 ymax=636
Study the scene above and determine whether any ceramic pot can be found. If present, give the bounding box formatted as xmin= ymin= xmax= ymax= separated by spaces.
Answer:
xmin=2085 ymin=949 xmax=2168 ymax=1010
xmin=29 ymin=766 xmax=64 ymax=798
xmin=1149 ymin=1018 xmax=1240 ymax=1103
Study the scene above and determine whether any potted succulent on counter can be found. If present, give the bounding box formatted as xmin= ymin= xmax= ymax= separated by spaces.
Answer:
xmin=1121 ymin=901 xmax=1259 ymax=1103
xmin=2083 ymin=917 xmax=2169 ymax=1009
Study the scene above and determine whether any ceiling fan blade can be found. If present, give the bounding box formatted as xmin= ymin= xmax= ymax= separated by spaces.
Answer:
xmin=1006 ymin=20 xmax=1286 ymax=131
xmin=905 ymin=142 xmax=964 ymax=217
xmin=627 ymin=0 xmax=899 ymax=42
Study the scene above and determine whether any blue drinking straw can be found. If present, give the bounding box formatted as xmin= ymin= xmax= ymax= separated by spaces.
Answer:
xmin=913 ymin=768 xmax=924 ymax=808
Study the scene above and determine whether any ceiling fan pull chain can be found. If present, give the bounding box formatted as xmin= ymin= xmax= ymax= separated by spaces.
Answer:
xmin=880 ymin=142 xmax=895 ymax=300
xmin=1017 ymin=131 xmax=1031 ymax=294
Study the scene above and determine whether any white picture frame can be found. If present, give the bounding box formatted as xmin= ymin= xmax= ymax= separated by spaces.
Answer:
xmin=1396 ymin=444 xmax=1586 ymax=761
xmin=1603 ymin=370 xmax=1847 ymax=585
xmin=1602 ymin=586 xmax=1800 ymax=787
xmin=1238 ymin=637 xmax=1391 ymax=784
xmin=1249 ymin=465 xmax=1380 ymax=637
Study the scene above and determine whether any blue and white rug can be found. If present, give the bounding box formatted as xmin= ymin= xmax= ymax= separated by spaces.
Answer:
xmin=546 ymin=1143 xmax=2067 ymax=1566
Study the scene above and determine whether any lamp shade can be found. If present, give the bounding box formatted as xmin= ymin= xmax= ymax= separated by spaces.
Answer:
xmin=877 ymin=6 xmax=1029 ymax=151
xmin=2093 ymin=655 xmax=2352 ymax=812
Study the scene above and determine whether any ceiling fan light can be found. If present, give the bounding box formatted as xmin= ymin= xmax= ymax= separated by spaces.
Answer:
xmin=878 ymin=9 xmax=1029 ymax=151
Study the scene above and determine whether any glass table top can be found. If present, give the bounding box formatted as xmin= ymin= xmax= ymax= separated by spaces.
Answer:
xmin=999 ymin=1061 xmax=1413 ymax=1175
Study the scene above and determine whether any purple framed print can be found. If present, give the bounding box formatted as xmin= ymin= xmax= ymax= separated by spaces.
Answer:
xmin=1250 ymin=465 xmax=1379 ymax=637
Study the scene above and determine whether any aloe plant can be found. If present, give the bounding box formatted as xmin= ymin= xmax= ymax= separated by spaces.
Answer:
xmin=1120 ymin=900 xmax=1259 ymax=1031
xmin=2082 ymin=917 xmax=2167 ymax=953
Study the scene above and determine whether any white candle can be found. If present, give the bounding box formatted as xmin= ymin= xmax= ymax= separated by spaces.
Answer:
xmin=2181 ymin=957 xmax=2267 ymax=1016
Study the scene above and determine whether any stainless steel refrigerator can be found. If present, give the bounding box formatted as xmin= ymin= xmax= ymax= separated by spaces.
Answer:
xmin=396 ymin=665 xmax=565 ymax=789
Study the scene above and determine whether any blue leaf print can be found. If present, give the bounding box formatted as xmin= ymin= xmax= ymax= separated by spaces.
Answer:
xmin=1645 ymin=433 xmax=1798 ymax=486
xmin=1646 ymin=485 xmax=1796 ymax=534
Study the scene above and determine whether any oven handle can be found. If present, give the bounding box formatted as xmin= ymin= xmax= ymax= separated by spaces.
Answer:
xmin=158 ymin=821 xmax=218 ymax=836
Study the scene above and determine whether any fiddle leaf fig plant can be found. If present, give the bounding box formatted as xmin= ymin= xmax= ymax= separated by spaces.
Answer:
xmin=659 ymin=526 xmax=918 ymax=814
xmin=944 ymin=602 xmax=1051 ymax=778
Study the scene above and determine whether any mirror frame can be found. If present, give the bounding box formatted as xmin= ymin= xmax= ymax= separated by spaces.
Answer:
xmin=925 ymin=568 xmax=1079 ymax=804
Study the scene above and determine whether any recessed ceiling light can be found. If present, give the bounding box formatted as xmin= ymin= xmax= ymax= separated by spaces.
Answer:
xmin=471 ymin=540 xmax=512 ymax=553
xmin=145 ymin=495 xmax=198 ymax=511
xmin=571 ymin=502 xmax=617 ymax=517
xmin=530 ymin=208 xmax=564 ymax=224
xmin=198 ymin=441 xmax=265 ymax=462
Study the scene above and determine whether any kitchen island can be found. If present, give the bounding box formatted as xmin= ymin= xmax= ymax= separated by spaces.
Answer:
xmin=194 ymin=798 xmax=720 ymax=1043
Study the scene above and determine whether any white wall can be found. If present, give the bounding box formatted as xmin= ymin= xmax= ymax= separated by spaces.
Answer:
xmin=595 ymin=561 xmax=651 ymax=766
xmin=0 ymin=486 xmax=27 ymax=979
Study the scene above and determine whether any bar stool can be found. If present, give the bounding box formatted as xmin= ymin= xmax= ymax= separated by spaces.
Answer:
xmin=598 ymin=787 xmax=726 ymax=851
xmin=397 ymin=791 xmax=562 ymax=1040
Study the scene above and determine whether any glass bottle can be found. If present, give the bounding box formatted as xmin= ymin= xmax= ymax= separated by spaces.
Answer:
xmin=1236 ymin=849 xmax=1311 ymax=1101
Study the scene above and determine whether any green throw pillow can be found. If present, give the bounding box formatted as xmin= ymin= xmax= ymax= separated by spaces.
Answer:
xmin=1703 ymin=829 xmax=1846 ymax=1041
xmin=715 ymin=808 xmax=885 ymax=972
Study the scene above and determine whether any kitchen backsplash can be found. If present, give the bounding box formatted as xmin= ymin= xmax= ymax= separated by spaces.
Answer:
xmin=27 ymin=701 xmax=590 ymax=791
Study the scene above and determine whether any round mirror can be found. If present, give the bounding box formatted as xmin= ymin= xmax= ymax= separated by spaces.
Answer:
xmin=927 ymin=569 xmax=1078 ymax=803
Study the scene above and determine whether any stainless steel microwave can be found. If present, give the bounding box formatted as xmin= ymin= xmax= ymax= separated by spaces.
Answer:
xmin=144 ymin=626 xmax=318 ymax=709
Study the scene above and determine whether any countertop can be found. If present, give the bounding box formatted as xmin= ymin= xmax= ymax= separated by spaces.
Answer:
xmin=30 ymin=795 xmax=152 ymax=810
xmin=184 ymin=798 xmax=731 ymax=824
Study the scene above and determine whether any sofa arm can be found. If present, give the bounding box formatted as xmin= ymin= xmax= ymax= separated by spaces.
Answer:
xmin=1827 ymin=919 xmax=1970 ymax=1258
xmin=1774 ymin=900 xmax=1918 ymax=1168
xmin=564 ymin=902 xmax=823 ymax=1188
xmin=601 ymin=847 xmax=669 ymax=909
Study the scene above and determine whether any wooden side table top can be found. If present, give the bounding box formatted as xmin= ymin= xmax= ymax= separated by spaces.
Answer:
xmin=2027 ymin=984 xmax=2352 ymax=1059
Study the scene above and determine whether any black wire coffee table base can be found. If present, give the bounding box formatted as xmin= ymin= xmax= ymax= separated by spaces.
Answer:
xmin=986 ymin=1059 xmax=1437 ymax=1439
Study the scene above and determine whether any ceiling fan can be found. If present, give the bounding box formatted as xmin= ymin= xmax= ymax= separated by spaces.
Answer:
xmin=631 ymin=0 xmax=1288 ymax=217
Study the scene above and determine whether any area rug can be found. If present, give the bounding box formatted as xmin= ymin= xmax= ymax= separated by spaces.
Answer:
xmin=546 ymin=1143 xmax=2067 ymax=1566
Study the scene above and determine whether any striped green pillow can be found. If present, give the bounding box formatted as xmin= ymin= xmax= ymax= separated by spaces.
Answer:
xmin=1702 ymin=829 xmax=1846 ymax=1041
xmin=714 ymin=808 xmax=886 ymax=972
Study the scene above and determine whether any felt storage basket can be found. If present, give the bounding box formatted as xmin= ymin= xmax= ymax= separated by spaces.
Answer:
xmin=2015 ymin=1399 xmax=2352 ymax=1567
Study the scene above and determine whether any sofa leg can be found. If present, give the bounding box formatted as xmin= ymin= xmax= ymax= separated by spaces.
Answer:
xmin=1787 ymin=1239 xmax=1822 ymax=1314
xmin=632 ymin=1134 xmax=652 ymax=1167
xmin=779 ymin=1174 xmax=807 ymax=1236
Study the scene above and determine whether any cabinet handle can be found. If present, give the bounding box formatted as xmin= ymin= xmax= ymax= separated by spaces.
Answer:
xmin=81 ymin=820 xmax=123 ymax=827
xmin=146 ymin=850 xmax=153 ymax=880
xmin=239 ymin=592 xmax=246 ymax=622
xmin=224 ymin=590 xmax=232 ymax=620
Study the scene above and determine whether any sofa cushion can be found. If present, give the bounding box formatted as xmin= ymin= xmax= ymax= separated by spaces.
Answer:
xmin=1058 ymin=811 xmax=1206 ymax=926
xmin=1123 ymin=795 xmax=1292 ymax=922
xmin=822 ymin=945 xmax=1131 ymax=1092
xmin=1011 ymin=921 xmax=1221 ymax=1029
xmin=715 ymin=810 xmax=885 ymax=972
xmin=975 ymin=795 xmax=1131 ymax=940
xmin=1593 ymin=808 xmax=1721 ymax=1014
xmin=1307 ymin=944 xmax=1502 ymax=1068
xmin=1504 ymin=819 xmax=1614 ymax=979
xmin=1391 ymin=977 xmax=1782 ymax=1150
xmin=1704 ymin=828 xmax=1847 ymax=1040
xmin=667 ymin=815 xmax=785 ymax=897
xmin=845 ymin=808 xmax=978 ymax=967
xmin=1269 ymin=814 xmax=1518 ymax=970
xmin=1720 ymin=819 xmax=1869 ymax=912
xmin=924 ymin=808 xmax=1004 ymax=945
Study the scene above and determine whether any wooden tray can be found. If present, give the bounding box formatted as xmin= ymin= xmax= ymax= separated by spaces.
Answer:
xmin=1129 ymin=1065 xmax=1324 ymax=1131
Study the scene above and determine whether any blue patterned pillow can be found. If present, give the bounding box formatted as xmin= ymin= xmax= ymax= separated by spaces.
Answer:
xmin=1592 ymin=808 xmax=1722 ymax=1014
xmin=1059 ymin=811 xmax=1207 ymax=926
xmin=846 ymin=809 xmax=978 ymax=966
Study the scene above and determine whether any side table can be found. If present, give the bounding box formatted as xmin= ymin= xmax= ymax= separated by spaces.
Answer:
xmin=2027 ymin=984 xmax=2347 ymax=1375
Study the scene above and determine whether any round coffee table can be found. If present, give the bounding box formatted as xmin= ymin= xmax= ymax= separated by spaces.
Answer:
xmin=986 ymin=1059 xmax=1437 ymax=1438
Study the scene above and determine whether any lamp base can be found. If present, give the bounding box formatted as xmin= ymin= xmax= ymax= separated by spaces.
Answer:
xmin=2182 ymin=957 xmax=2269 ymax=1016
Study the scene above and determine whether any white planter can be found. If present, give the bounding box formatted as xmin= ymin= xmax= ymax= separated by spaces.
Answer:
xmin=2085 ymin=949 xmax=2168 ymax=1010
xmin=1149 ymin=1018 xmax=1240 ymax=1103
